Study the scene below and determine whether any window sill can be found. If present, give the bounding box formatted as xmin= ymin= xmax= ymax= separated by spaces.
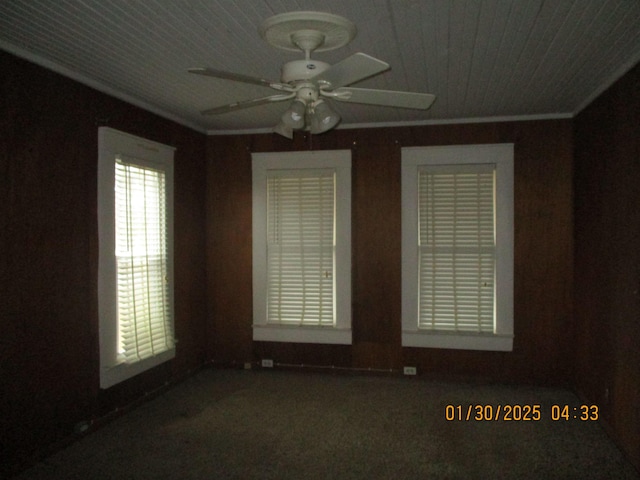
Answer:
xmin=100 ymin=347 xmax=175 ymax=389
xmin=253 ymin=325 xmax=352 ymax=345
xmin=402 ymin=330 xmax=513 ymax=352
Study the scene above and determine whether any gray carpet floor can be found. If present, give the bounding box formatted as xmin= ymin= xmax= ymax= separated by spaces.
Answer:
xmin=14 ymin=368 xmax=639 ymax=479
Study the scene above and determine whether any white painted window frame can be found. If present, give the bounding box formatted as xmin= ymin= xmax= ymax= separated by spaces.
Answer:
xmin=252 ymin=150 xmax=352 ymax=345
xmin=401 ymin=144 xmax=514 ymax=351
xmin=98 ymin=127 xmax=175 ymax=388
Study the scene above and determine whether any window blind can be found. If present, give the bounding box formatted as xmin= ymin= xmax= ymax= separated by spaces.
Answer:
xmin=115 ymin=158 xmax=173 ymax=362
xmin=266 ymin=169 xmax=335 ymax=326
xmin=418 ymin=164 xmax=495 ymax=333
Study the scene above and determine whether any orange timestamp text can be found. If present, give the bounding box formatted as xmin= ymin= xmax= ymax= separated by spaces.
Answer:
xmin=444 ymin=404 xmax=599 ymax=422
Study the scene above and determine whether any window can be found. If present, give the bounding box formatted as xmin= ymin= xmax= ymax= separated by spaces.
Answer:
xmin=98 ymin=127 xmax=175 ymax=388
xmin=252 ymin=150 xmax=351 ymax=344
xmin=401 ymin=144 xmax=514 ymax=351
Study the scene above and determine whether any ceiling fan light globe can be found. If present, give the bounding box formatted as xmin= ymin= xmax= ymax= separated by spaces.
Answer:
xmin=282 ymin=99 xmax=307 ymax=129
xmin=310 ymin=100 xmax=340 ymax=134
xmin=273 ymin=121 xmax=294 ymax=139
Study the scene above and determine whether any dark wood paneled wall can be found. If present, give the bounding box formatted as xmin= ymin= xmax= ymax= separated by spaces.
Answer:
xmin=0 ymin=51 xmax=208 ymax=475
xmin=6 ymin=41 xmax=637 ymax=474
xmin=574 ymin=62 xmax=640 ymax=471
xmin=207 ymin=119 xmax=574 ymax=385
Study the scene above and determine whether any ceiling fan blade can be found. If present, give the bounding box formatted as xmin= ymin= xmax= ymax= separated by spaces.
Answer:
xmin=188 ymin=67 xmax=291 ymax=91
xmin=201 ymin=93 xmax=294 ymax=115
xmin=310 ymin=53 xmax=390 ymax=89
xmin=330 ymin=87 xmax=436 ymax=110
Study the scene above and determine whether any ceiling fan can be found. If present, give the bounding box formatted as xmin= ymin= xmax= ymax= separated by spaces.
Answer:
xmin=189 ymin=11 xmax=436 ymax=138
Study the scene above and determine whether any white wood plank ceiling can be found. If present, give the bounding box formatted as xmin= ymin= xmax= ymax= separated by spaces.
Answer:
xmin=1 ymin=0 xmax=639 ymax=134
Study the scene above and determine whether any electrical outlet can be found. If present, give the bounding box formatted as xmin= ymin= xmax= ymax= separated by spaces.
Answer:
xmin=261 ymin=359 xmax=274 ymax=368
xmin=243 ymin=362 xmax=252 ymax=370
xmin=403 ymin=366 xmax=417 ymax=376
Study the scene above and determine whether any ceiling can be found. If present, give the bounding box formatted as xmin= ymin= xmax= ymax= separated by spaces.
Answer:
xmin=1 ymin=0 xmax=639 ymax=135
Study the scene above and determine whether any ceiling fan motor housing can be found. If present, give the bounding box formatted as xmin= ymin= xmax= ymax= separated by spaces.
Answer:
xmin=281 ymin=59 xmax=330 ymax=83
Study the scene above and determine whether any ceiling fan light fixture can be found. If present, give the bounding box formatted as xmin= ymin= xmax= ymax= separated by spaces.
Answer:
xmin=281 ymin=99 xmax=307 ymax=129
xmin=309 ymin=99 xmax=340 ymax=134
xmin=273 ymin=121 xmax=294 ymax=139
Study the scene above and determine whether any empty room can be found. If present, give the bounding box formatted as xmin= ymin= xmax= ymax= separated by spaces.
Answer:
xmin=1 ymin=1 xmax=639 ymax=478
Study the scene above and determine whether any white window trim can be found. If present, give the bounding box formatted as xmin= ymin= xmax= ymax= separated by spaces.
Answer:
xmin=252 ymin=150 xmax=352 ymax=345
xmin=98 ymin=127 xmax=175 ymax=388
xmin=401 ymin=144 xmax=514 ymax=351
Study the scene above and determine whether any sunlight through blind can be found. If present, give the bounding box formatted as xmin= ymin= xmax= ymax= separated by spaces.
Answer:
xmin=115 ymin=158 xmax=173 ymax=362
xmin=266 ymin=169 xmax=335 ymax=326
xmin=418 ymin=164 xmax=495 ymax=333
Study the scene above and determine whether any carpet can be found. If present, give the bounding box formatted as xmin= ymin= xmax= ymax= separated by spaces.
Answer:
xmin=13 ymin=368 xmax=639 ymax=479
